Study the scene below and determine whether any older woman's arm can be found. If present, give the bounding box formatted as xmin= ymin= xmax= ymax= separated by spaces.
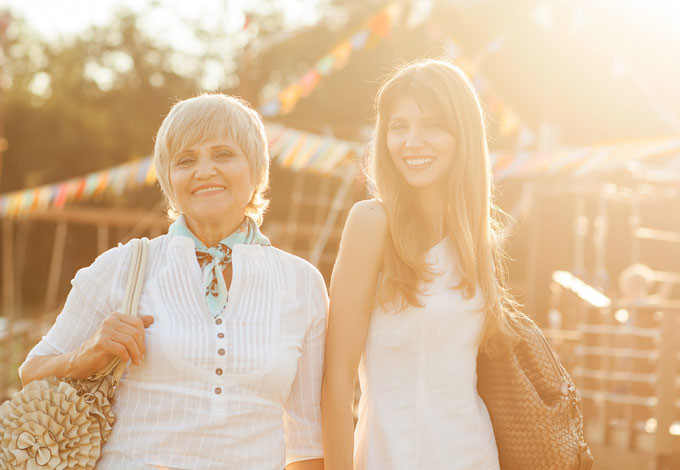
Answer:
xmin=20 ymin=313 xmax=154 ymax=385
xmin=322 ymin=200 xmax=387 ymax=470
xmin=284 ymin=263 xmax=328 ymax=470
xmin=18 ymin=243 xmax=153 ymax=385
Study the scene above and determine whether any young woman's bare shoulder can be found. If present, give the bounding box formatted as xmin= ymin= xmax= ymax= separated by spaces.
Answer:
xmin=346 ymin=199 xmax=388 ymax=238
xmin=335 ymin=199 xmax=387 ymax=280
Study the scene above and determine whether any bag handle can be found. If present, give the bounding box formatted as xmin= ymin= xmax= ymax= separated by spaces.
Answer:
xmin=89 ymin=238 xmax=149 ymax=385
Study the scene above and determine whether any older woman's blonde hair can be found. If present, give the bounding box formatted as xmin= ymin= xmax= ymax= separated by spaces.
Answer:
xmin=153 ymin=93 xmax=270 ymax=225
xmin=366 ymin=58 xmax=521 ymax=352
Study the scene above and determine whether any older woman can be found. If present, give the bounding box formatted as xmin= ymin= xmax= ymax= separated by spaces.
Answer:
xmin=19 ymin=94 xmax=327 ymax=470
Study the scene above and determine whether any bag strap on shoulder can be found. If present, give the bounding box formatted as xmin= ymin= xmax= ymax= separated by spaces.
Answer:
xmin=89 ymin=238 xmax=149 ymax=384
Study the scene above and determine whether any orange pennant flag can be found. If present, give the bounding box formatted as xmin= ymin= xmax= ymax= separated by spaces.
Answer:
xmin=279 ymin=84 xmax=303 ymax=115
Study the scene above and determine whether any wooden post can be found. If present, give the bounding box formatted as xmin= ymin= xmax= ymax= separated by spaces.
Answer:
xmin=654 ymin=308 xmax=679 ymax=457
xmin=593 ymin=188 xmax=609 ymax=289
xmin=629 ymin=197 xmax=640 ymax=264
xmin=0 ymin=12 xmax=8 ymax=194
xmin=2 ymin=218 xmax=13 ymax=318
xmin=13 ymin=220 xmax=29 ymax=318
xmin=572 ymin=190 xmax=588 ymax=278
xmin=310 ymin=175 xmax=331 ymax=252
xmin=283 ymin=172 xmax=305 ymax=252
xmin=97 ymin=223 xmax=109 ymax=254
xmin=2 ymin=218 xmax=14 ymax=394
xmin=44 ymin=222 xmax=68 ymax=309
xmin=310 ymin=172 xmax=354 ymax=267
xmin=525 ymin=184 xmax=541 ymax=318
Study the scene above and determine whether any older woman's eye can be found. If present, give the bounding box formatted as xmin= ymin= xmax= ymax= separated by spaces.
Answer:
xmin=214 ymin=151 xmax=233 ymax=160
xmin=388 ymin=122 xmax=407 ymax=132
xmin=175 ymin=157 xmax=194 ymax=167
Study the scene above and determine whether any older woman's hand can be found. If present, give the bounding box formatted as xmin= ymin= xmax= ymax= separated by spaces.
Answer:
xmin=67 ymin=313 xmax=154 ymax=379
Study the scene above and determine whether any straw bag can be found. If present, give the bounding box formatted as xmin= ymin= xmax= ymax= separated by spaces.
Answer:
xmin=0 ymin=238 xmax=149 ymax=470
xmin=477 ymin=316 xmax=593 ymax=470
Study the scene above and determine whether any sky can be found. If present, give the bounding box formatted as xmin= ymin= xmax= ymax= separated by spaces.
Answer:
xmin=0 ymin=0 xmax=327 ymax=53
xmin=3 ymin=0 xmax=679 ymax=126
xmin=3 ymin=0 xmax=678 ymax=51
xmin=0 ymin=0 xmax=331 ymax=90
xmin=0 ymin=0 xmax=328 ymax=35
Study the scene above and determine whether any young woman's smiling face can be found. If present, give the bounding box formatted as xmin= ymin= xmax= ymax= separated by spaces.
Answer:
xmin=169 ymin=137 xmax=254 ymax=227
xmin=386 ymin=94 xmax=456 ymax=191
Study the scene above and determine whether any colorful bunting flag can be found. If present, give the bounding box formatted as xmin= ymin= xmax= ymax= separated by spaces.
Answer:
xmin=315 ymin=56 xmax=335 ymax=77
xmin=257 ymin=3 xmax=400 ymax=118
xmin=350 ymin=30 xmax=370 ymax=50
xmin=279 ymin=83 xmax=303 ymax=115
xmin=369 ymin=9 xmax=392 ymax=37
xmin=499 ymin=109 xmax=519 ymax=137
xmin=300 ymin=69 xmax=320 ymax=97
xmin=330 ymin=41 xmax=353 ymax=70
xmin=430 ymin=20 xmax=528 ymax=145
xmin=0 ymin=124 xmax=362 ymax=217
xmin=259 ymin=100 xmax=281 ymax=118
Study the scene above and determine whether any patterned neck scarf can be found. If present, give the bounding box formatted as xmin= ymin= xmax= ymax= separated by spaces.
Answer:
xmin=168 ymin=215 xmax=271 ymax=317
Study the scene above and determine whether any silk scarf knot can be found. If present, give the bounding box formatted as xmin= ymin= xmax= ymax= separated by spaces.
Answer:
xmin=168 ymin=215 xmax=270 ymax=317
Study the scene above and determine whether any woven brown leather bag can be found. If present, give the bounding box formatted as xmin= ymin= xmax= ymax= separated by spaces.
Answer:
xmin=477 ymin=316 xmax=593 ymax=470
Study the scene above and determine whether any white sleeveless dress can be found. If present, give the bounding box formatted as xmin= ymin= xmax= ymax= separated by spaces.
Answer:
xmin=354 ymin=237 xmax=500 ymax=470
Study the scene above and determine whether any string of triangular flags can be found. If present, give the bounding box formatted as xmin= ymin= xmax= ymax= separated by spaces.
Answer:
xmin=491 ymin=138 xmax=680 ymax=181
xmin=3 ymin=132 xmax=677 ymax=217
xmin=0 ymin=123 xmax=361 ymax=218
xmin=427 ymin=20 xmax=532 ymax=143
xmin=258 ymin=3 xmax=400 ymax=117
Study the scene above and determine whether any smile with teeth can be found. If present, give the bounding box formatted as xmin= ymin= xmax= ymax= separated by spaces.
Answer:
xmin=404 ymin=157 xmax=434 ymax=167
xmin=193 ymin=186 xmax=225 ymax=195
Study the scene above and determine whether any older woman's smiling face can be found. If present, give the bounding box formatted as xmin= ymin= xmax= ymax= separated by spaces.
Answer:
xmin=169 ymin=137 xmax=254 ymax=229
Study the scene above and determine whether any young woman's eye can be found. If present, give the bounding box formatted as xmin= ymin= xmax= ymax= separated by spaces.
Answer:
xmin=425 ymin=120 xmax=444 ymax=130
xmin=389 ymin=122 xmax=406 ymax=132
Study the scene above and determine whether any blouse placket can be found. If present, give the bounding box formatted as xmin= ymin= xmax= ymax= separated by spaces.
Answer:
xmin=214 ymin=315 xmax=226 ymax=394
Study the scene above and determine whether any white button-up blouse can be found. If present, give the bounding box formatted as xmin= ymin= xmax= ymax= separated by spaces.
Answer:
xmin=21 ymin=234 xmax=328 ymax=470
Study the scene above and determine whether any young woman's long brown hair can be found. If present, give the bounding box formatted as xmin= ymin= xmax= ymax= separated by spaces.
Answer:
xmin=365 ymin=59 xmax=520 ymax=352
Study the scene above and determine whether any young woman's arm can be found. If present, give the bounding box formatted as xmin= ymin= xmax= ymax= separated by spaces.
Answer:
xmin=322 ymin=199 xmax=388 ymax=470
xmin=286 ymin=459 xmax=323 ymax=470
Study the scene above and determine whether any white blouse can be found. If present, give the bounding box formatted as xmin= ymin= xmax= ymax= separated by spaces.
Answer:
xmin=21 ymin=234 xmax=328 ymax=470
xmin=354 ymin=237 xmax=499 ymax=470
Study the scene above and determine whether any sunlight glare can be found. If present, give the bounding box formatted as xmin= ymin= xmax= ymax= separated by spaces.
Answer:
xmin=552 ymin=271 xmax=612 ymax=308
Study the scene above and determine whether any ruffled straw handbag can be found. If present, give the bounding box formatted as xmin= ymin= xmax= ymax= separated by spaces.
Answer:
xmin=0 ymin=238 xmax=149 ymax=470
xmin=477 ymin=314 xmax=594 ymax=470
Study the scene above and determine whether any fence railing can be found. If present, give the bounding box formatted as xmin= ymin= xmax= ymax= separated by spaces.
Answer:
xmin=547 ymin=302 xmax=680 ymax=470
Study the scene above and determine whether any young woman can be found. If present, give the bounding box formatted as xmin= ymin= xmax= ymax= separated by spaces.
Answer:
xmin=322 ymin=59 xmax=518 ymax=469
xmin=19 ymin=94 xmax=326 ymax=470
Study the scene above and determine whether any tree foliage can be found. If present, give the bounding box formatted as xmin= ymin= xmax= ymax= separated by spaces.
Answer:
xmin=3 ymin=11 xmax=203 ymax=192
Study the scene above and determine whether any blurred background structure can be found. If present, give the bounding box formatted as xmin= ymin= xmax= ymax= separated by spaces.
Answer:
xmin=0 ymin=1 xmax=679 ymax=468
